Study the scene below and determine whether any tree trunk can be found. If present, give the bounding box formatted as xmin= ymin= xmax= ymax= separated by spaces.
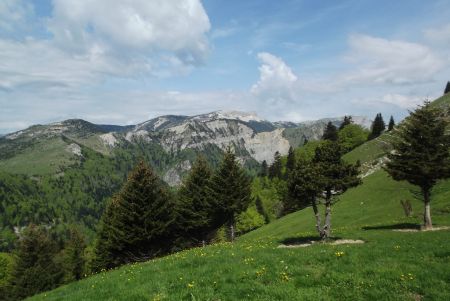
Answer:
xmin=201 ymin=240 xmax=206 ymax=248
xmin=312 ymin=198 xmax=324 ymax=238
xmin=322 ymin=190 xmax=332 ymax=240
xmin=422 ymin=188 xmax=433 ymax=230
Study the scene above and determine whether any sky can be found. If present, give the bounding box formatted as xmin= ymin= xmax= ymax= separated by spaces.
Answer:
xmin=0 ymin=0 xmax=449 ymax=134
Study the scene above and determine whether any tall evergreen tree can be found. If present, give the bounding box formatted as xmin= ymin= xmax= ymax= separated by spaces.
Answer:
xmin=93 ymin=161 xmax=175 ymax=270
xmin=62 ymin=227 xmax=86 ymax=282
xmin=259 ymin=160 xmax=268 ymax=177
xmin=285 ymin=146 xmax=296 ymax=175
xmin=368 ymin=113 xmax=386 ymax=140
xmin=312 ymin=142 xmax=361 ymax=239
xmin=209 ymin=148 xmax=252 ymax=242
xmin=388 ymin=115 xmax=395 ymax=131
xmin=176 ymin=156 xmax=216 ymax=247
xmin=322 ymin=122 xmax=338 ymax=141
xmin=268 ymin=151 xmax=283 ymax=179
xmin=444 ymin=81 xmax=450 ymax=94
xmin=386 ymin=101 xmax=450 ymax=229
xmin=10 ymin=225 xmax=63 ymax=300
xmin=339 ymin=116 xmax=353 ymax=130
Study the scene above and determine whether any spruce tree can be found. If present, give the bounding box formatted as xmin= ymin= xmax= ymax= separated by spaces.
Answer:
xmin=388 ymin=115 xmax=395 ymax=131
xmin=268 ymin=151 xmax=283 ymax=179
xmin=385 ymin=101 xmax=450 ymax=229
xmin=93 ymin=161 xmax=175 ymax=270
xmin=63 ymin=227 xmax=86 ymax=282
xmin=322 ymin=122 xmax=338 ymax=141
xmin=176 ymin=156 xmax=216 ymax=247
xmin=368 ymin=113 xmax=386 ymax=140
xmin=312 ymin=141 xmax=361 ymax=239
xmin=91 ymin=198 xmax=119 ymax=271
xmin=259 ymin=160 xmax=268 ymax=177
xmin=339 ymin=116 xmax=353 ymax=130
xmin=10 ymin=225 xmax=63 ymax=300
xmin=285 ymin=146 xmax=296 ymax=175
xmin=209 ymin=148 xmax=252 ymax=242
xmin=444 ymin=81 xmax=450 ymax=95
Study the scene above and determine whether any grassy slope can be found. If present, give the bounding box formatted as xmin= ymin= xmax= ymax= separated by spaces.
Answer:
xmin=27 ymin=94 xmax=450 ymax=300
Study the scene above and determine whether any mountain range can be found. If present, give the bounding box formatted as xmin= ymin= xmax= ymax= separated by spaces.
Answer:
xmin=0 ymin=111 xmax=371 ymax=185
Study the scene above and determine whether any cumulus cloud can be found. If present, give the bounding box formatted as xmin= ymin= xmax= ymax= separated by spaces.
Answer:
xmin=0 ymin=0 xmax=211 ymax=92
xmin=251 ymin=52 xmax=299 ymax=105
xmin=343 ymin=34 xmax=444 ymax=85
xmin=49 ymin=0 xmax=211 ymax=66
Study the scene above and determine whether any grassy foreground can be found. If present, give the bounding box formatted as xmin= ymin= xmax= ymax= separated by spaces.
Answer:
xmin=27 ymin=170 xmax=450 ymax=301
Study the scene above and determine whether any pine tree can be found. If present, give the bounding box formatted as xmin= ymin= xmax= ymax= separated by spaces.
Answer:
xmin=444 ymin=81 xmax=450 ymax=95
xmin=93 ymin=161 xmax=175 ymax=270
xmin=259 ymin=160 xmax=268 ymax=177
xmin=268 ymin=151 xmax=283 ymax=179
xmin=385 ymin=101 xmax=450 ymax=230
xmin=63 ymin=227 xmax=86 ymax=282
xmin=176 ymin=156 xmax=216 ymax=247
xmin=388 ymin=115 xmax=395 ymax=131
xmin=10 ymin=225 xmax=63 ymax=300
xmin=322 ymin=122 xmax=338 ymax=141
xmin=209 ymin=148 xmax=252 ymax=242
xmin=285 ymin=146 xmax=296 ymax=175
xmin=368 ymin=113 xmax=386 ymax=140
xmin=91 ymin=198 xmax=119 ymax=271
xmin=285 ymin=158 xmax=323 ymax=224
xmin=312 ymin=141 xmax=361 ymax=239
xmin=339 ymin=116 xmax=353 ymax=130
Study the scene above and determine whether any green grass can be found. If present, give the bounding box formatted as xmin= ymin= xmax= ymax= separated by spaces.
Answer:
xmin=24 ymin=94 xmax=450 ymax=300
xmin=0 ymin=138 xmax=78 ymax=175
xmin=27 ymin=170 xmax=450 ymax=301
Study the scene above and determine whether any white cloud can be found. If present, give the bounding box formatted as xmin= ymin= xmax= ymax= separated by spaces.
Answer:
xmin=380 ymin=94 xmax=424 ymax=109
xmin=251 ymin=52 xmax=298 ymax=104
xmin=343 ymin=34 xmax=444 ymax=85
xmin=0 ymin=0 xmax=33 ymax=33
xmin=49 ymin=0 xmax=211 ymax=66
xmin=424 ymin=23 xmax=450 ymax=47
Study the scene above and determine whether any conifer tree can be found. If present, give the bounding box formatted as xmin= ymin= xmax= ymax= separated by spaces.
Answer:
xmin=176 ymin=156 xmax=216 ymax=247
xmin=388 ymin=115 xmax=395 ymax=131
xmin=268 ymin=151 xmax=283 ymax=179
xmin=322 ymin=122 xmax=338 ymax=141
xmin=285 ymin=146 xmax=296 ymax=175
xmin=209 ymin=148 xmax=252 ymax=242
xmin=339 ymin=116 xmax=353 ymax=130
xmin=63 ymin=227 xmax=86 ymax=282
xmin=286 ymin=159 xmax=323 ymax=226
xmin=386 ymin=101 xmax=450 ymax=230
xmin=91 ymin=198 xmax=119 ymax=271
xmin=312 ymin=142 xmax=361 ymax=239
xmin=259 ymin=160 xmax=268 ymax=177
xmin=10 ymin=225 xmax=63 ymax=300
xmin=444 ymin=81 xmax=450 ymax=94
xmin=368 ymin=113 xmax=386 ymax=140
xmin=93 ymin=161 xmax=175 ymax=270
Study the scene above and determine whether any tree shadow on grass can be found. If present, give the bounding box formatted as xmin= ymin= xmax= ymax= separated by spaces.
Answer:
xmin=280 ymin=236 xmax=342 ymax=246
xmin=362 ymin=223 xmax=420 ymax=231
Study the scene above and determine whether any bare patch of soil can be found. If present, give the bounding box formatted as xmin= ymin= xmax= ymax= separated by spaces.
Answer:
xmin=278 ymin=239 xmax=365 ymax=248
xmin=393 ymin=226 xmax=449 ymax=232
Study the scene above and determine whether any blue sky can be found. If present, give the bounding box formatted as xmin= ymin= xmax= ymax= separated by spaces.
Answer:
xmin=0 ymin=0 xmax=449 ymax=133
